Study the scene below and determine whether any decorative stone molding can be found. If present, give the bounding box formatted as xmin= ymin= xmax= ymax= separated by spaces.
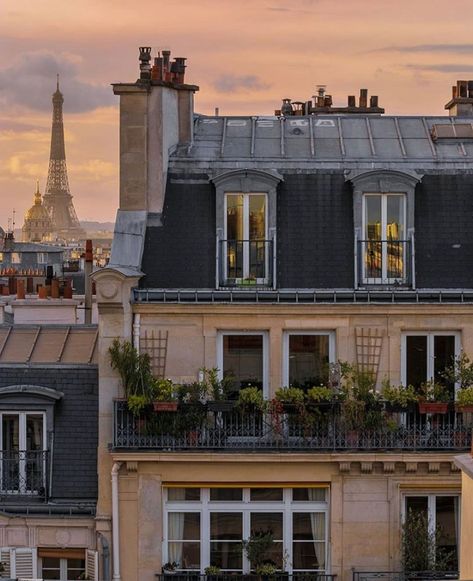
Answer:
xmin=405 ymin=462 xmax=418 ymax=473
xmin=450 ymin=462 xmax=461 ymax=473
xmin=383 ymin=462 xmax=396 ymax=473
xmin=428 ymin=462 xmax=440 ymax=473
xmin=361 ymin=462 xmax=373 ymax=473
xmin=339 ymin=462 xmax=351 ymax=473
xmin=126 ymin=461 xmax=138 ymax=473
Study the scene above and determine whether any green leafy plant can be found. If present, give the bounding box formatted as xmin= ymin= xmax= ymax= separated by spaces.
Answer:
xmin=127 ymin=394 xmax=149 ymax=416
xmin=199 ymin=367 xmax=234 ymax=401
xmin=274 ymin=387 xmax=305 ymax=405
xmin=256 ymin=563 xmax=278 ymax=576
xmin=242 ymin=530 xmax=275 ymax=571
xmin=419 ymin=380 xmax=450 ymax=403
xmin=152 ymin=378 xmax=177 ymax=402
xmin=306 ymin=386 xmax=334 ymax=403
xmin=382 ymin=380 xmax=418 ymax=408
xmin=109 ymin=339 xmax=154 ymax=401
xmin=456 ymin=386 xmax=473 ymax=406
xmin=238 ymin=386 xmax=266 ymax=412
xmin=442 ymin=352 xmax=473 ymax=389
xmin=341 ymin=398 xmax=366 ymax=431
xmin=204 ymin=566 xmax=222 ymax=575
xmin=402 ymin=509 xmax=455 ymax=572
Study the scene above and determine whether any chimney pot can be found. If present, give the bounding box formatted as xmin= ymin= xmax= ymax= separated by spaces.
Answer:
xmin=359 ymin=89 xmax=368 ymax=108
xmin=370 ymin=95 xmax=379 ymax=108
xmin=458 ymin=80 xmax=468 ymax=98
xmin=468 ymin=80 xmax=473 ymax=99
xmin=138 ymin=47 xmax=152 ymax=80
xmin=452 ymin=85 xmax=457 ymax=99
xmin=348 ymin=95 xmax=356 ymax=107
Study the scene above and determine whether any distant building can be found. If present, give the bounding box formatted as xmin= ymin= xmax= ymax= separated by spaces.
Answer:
xmin=22 ymin=180 xmax=53 ymax=242
xmin=0 ymin=232 xmax=63 ymax=276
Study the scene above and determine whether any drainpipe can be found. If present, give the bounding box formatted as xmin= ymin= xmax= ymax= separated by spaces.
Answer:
xmin=132 ymin=313 xmax=141 ymax=352
xmin=84 ymin=239 xmax=93 ymax=324
xmin=111 ymin=461 xmax=123 ymax=581
xmin=98 ymin=532 xmax=111 ymax=581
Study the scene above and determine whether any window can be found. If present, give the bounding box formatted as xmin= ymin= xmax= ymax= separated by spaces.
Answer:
xmin=0 ymin=412 xmax=46 ymax=495
xmin=11 ymin=252 xmax=21 ymax=264
xmin=283 ymin=332 xmax=335 ymax=389
xmin=37 ymin=252 xmax=48 ymax=264
xmin=349 ymin=169 xmax=420 ymax=288
xmin=218 ymin=332 xmax=268 ymax=398
xmin=0 ymin=252 xmax=3 ymax=262
xmin=224 ymin=193 xmax=269 ymax=284
xmin=402 ymin=332 xmax=460 ymax=397
xmin=362 ymin=193 xmax=406 ymax=284
xmin=403 ymin=494 xmax=460 ymax=570
xmin=39 ymin=556 xmax=86 ymax=580
xmin=164 ymin=487 xmax=329 ymax=573
xmin=212 ymin=169 xmax=281 ymax=289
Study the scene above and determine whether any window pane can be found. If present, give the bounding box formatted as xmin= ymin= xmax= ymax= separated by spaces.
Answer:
xmin=406 ymin=336 xmax=428 ymax=390
xmin=26 ymin=414 xmax=43 ymax=451
xmin=365 ymin=195 xmax=381 ymax=240
xmin=168 ymin=488 xmax=201 ymax=501
xmin=434 ymin=336 xmax=456 ymax=396
xmin=168 ymin=513 xmax=200 ymax=540
xmin=293 ymin=541 xmax=325 ymax=570
xmin=436 ymin=496 xmax=458 ymax=570
xmin=248 ymin=195 xmax=266 ymax=240
xmin=250 ymin=488 xmax=283 ymax=502
xmin=250 ymin=513 xmax=283 ymax=538
xmin=168 ymin=542 xmax=200 ymax=569
xmin=293 ymin=488 xmax=326 ymax=502
xmin=293 ymin=513 xmax=325 ymax=541
xmin=210 ymin=542 xmax=242 ymax=570
xmin=210 ymin=488 xmax=243 ymax=501
xmin=211 ymin=513 xmax=242 ymax=540
xmin=406 ymin=496 xmax=428 ymax=516
xmin=386 ymin=195 xmax=404 ymax=240
xmin=227 ymin=195 xmax=244 ymax=240
xmin=223 ymin=335 xmax=263 ymax=396
xmin=2 ymin=414 xmax=19 ymax=451
xmin=288 ymin=335 xmax=330 ymax=389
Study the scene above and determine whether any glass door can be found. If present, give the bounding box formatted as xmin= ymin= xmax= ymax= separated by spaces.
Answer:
xmin=363 ymin=193 xmax=406 ymax=284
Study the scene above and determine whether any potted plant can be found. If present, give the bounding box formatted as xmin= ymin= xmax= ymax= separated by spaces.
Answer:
xmin=152 ymin=378 xmax=178 ymax=412
xmin=306 ymin=385 xmax=338 ymax=413
xmin=274 ymin=386 xmax=305 ymax=413
xmin=237 ymin=386 xmax=266 ymax=413
xmin=242 ymin=529 xmax=276 ymax=574
xmin=418 ymin=380 xmax=450 ymax=414
xmin=200 ymin=367 xmax=236 ymax=412
xmin=204 ymin=565 xmax=222 ymax=580
xmin=382 ymin=380 xmax=418 ymax=412
xmin=109 ymin=339 xmax=154 ymax=415
xmin=455 ymin=386 xmax=473 ymax=413
xmin=443 ymin=352 xmax=473 ymax=413
xmin=162 ymin=561 xmax=179 ymax=574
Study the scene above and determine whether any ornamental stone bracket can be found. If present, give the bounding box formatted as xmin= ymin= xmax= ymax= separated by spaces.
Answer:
xmin=337 ymin=459 xmax=461 ymax=475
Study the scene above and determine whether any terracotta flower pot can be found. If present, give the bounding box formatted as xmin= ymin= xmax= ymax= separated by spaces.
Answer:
xmin=418 ymin=401 xmax=448 ymax=414
xmin=153 ymin=401 xmax=178 ymax=412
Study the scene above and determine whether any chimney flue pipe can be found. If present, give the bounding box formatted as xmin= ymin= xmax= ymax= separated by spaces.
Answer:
xmin=84 ymin=239 xmax=93 ymax=324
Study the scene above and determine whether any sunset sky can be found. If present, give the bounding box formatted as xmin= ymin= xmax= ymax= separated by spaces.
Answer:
xmin=1 ymin=0 xmax=473 ymax=225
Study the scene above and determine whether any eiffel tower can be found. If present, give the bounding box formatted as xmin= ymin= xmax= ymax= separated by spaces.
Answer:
xmin=43 ymin=76 xmax=85 ymax=241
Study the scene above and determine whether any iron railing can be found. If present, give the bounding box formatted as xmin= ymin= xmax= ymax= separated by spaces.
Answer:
xmin=357 ymin=240 xmax=412 ymax=287
xmin=113 ymin=401 xmax=472 ymax=451
xmin=0 ymin=450 xmax=48 ymax=499
xmin=155 ymin=574 xmax=336 ymax=581
xmin=219 ymin=239 xmax=273 ymax=288
xmin=353 ymin=572 xmax=459 ymax=581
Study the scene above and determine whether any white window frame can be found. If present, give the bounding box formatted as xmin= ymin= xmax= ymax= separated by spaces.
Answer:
xmin=362 ymin=193 xmax=407 ymax=284
xmin=401 ymin=332 xmax=461 ymax=393
xmin=37 ymin=252 xmax=48 ymax=264
xmin=0 ymin=411 xmax=47 ymax=495
xmin=11 ymin=252 xmax=21 ymax=264
xmin=224 ymin=193 xmax=269 ymax=284
xmin=282 ymin=331 xmax=336 ymax=388
xmin=163 ymin=487 xmax=330 ymax=574
xmin=217 ymin=331 xmax=269 ymax=399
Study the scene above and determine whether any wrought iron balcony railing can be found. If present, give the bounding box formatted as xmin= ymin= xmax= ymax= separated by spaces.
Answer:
xmin=356 ymin=239 xmax=412 ymax=287
xmin=155 ymin=574 xmax=336 ymax=581
xmin=218 ymin=239 xmax=273 ymax=288
xmin=353 ymin=572 xmax=459 ymax=581
xmin=113 ymin=401 xmax=472 ymax=452
xmin=0 ymin=450 xmax=48 ymax=499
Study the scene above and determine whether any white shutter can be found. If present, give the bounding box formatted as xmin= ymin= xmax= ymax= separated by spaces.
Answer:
xmin=12 ymin=547 xmax=37 ymax=579
xmin=0 ymin=548 xmax=12 ymax=578
xmin=86 ymin=549 xmax=99 ymax=581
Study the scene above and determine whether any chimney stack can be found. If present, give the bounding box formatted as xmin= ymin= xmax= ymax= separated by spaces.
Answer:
xmin=138 ymin=47 xmax=152 ymax=81
xmin=445 ymin=80 xmax=473 ymax=117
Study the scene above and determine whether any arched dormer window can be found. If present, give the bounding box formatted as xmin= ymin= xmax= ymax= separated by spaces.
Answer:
xmin=347 ymin=169 xmax=422 ymax=288
xmin=211 ymin=169 xmax=283 ymax=289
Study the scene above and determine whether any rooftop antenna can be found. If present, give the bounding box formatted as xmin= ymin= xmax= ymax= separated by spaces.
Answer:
xmin=12 ymin=208 xmax=15 ymax=231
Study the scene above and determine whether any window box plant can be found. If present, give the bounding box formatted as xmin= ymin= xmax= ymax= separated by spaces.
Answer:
xmin=274 ymin=386 xmax=305 ymax=413
xmin=418 ymin=380 xmax=450 ymax=414
xmin=381 ymin=380 xmax=418 ymax=413
xmin=443 ymin=352 xmax=473 ymax=413
xmin=152 ymin=378 xmax=178 ymax=412
xmin=199 ymin=367 xmax=236 ymax=412
xmin=306 ymin=385 xmax=338 ymax=412
xmin=455 ymin=386 xmax=473 ymax=413
xmin=237 ymin=386 xmax=266 ymax=413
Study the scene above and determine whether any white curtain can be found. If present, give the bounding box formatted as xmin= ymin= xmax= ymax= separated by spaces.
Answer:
xmin=307 ymin=488 xmax=326 ymax=571
xmin=168 ymin=513 xmax=185 ymax=566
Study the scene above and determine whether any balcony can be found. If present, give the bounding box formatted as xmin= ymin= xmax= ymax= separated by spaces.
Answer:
xmin=113 ymin=401 xmax=472 ymax=452
xmin=356 ymin=239 xmax=412 ymax=287
xmin=0 ymin=450 xmax=48 ymax=499
xmin=352 ymin=572 xmax=459 ymax=581
xmin=218 ymin=239 xmax=274 ymax=288
xmin=155 ymin=575 xmax=336 ymax=581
